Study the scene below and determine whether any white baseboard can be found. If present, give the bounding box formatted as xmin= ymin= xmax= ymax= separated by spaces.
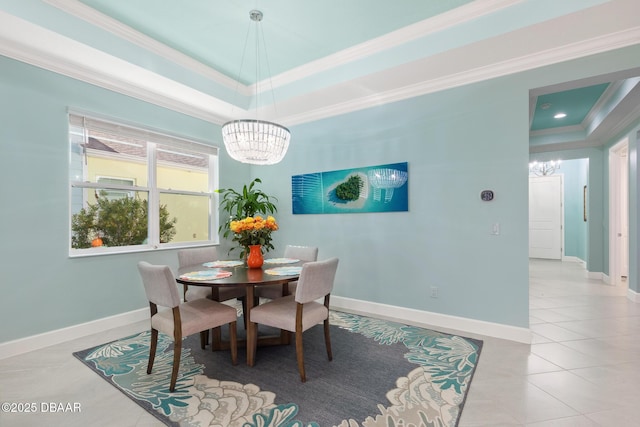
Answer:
xmin=0 ymin=308 xmax=148 ymax=360
xmin=331 ymin=296 xmax=532 ymax=344
xmin=563 ymin=256 xmax=587 ymax=269
xmin=1 ymin=294 xmax=537 ymax=360
xmin=628 ymin=287 xmax=640 ymax=303
xmin=587 ymin=270 xmax=609 ymax=283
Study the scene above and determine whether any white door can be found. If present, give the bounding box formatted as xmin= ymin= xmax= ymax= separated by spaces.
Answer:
xmin=620 ymin=158 xmax=629 ymax=277
xmin=609 ymin=139 xmax=629 ymax=284
xmin=529 ymin=175 xmax=563 ymax=259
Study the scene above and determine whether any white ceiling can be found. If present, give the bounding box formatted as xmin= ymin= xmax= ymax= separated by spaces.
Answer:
xmin=0 ymin=0 xmax=639 ymax=151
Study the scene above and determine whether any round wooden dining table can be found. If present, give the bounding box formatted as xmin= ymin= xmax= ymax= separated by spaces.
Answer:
xmin=175 ymin=262 xmax=301 ymax=366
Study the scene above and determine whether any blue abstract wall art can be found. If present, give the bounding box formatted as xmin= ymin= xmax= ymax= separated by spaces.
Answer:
xmin=292 ymin=162 xmax=408 ymax=214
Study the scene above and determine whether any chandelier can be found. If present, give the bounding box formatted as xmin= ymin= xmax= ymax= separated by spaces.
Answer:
xmin=529 ymin=160 xmax=561 ymax=176
xmin=221 ymin=10 xmax=291 ymax=165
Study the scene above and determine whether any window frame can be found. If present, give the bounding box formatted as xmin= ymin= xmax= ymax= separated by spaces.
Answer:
xmin=68 ymin=112 xmax=220 ymax=257
xmin=96 ymin=176 xmax=136 ymax=200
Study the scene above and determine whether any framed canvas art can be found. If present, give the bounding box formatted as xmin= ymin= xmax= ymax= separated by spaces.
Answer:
xmin=292 ymin=162 xmax=408 ymax=214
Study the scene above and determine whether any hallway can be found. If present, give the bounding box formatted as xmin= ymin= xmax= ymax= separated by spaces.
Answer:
xmin=460 ymin=259 xmax=640 ymax=426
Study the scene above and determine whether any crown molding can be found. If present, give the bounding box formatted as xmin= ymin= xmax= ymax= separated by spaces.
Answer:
xmin=529 ymin=138 xmax=604 ymax=154
xmin=43 ymin=0 xmax=250 ymax=96
xmin=2 ymin=7 xmax=639 ymax=129
xmin=258 ymin=0 xmax=522 ymax=92
xmin=0 ymin=10 xmax=234 ymax=125
xmin=280 ymin=26 xmax=640 ymax=126
xmin=583 ymin=80 xmax=626 ymax=128
xmin=530 ymin=125 xmax=585 ymax=138
xmin=44 ymin=0 xmax=521 ymax=96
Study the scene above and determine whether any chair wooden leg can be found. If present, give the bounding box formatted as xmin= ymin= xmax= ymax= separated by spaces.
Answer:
xmin=200 ymin=330 xmax=207 ymax=349
xmin=295 ymin=327 xmax=306 ymax=382
xmin=246 ymin=286 xmax=257 ymax=367
xmin=147 ymin=329 xmax=158 ymax=374
xmin=229 ymin=321 xmax=238 ymax=365
xmin=281 ymin=329 xmax=292 ymax=345
xmin=240 ymin=297 xmax=249 ymax=330
xmin=170 ymin=338 xmax=181 ymax=392
xmin=324 ymin=319 xmax=333 ymax=361
xmin=211 ymin=326 xmax=222 ymax=350
xmin=247 ymin=321 xmax=257 ymax=367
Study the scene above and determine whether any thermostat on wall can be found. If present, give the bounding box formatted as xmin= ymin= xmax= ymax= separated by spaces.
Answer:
xmin=480 ymin=190 xmax=494 ymax=201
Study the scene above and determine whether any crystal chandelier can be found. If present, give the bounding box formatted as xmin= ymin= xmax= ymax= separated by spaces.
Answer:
xmin=529 ymin=160 xmax=561 ymax=176
xmin=221 ymin=10 xmax=291 ymax=165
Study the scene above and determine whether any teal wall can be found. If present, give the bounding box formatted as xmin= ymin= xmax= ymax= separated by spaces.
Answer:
xmin=260 ymin=78 xmax=531 ymax=326
xmin=1 ymin=43 xmax=640 ymax=344
xmin=562 ymin=159 xmax=589 ymax=261
xmin=0 ymin=55 xmax=248 ymax=343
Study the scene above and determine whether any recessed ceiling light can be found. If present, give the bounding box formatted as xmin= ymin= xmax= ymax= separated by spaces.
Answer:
xmin=540 ymin=103 xmax=552 ymax=110
xmin=554 ymin=113 xmax=567 ymax=119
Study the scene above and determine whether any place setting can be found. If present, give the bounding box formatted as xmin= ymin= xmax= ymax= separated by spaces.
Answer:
xmin=178 ymin=268 xmax=233 ymax=281
xmin=202 ymin=260 xmax=244 ymax=268
xmin=263 ymin=257 xmax=299 ymax=264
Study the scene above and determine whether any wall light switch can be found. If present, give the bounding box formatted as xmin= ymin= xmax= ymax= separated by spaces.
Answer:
xmin=491 ymin=223 xmax=500 ymax=235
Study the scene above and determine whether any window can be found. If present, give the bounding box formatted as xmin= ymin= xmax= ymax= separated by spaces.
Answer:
xmin=69 ymin=113 xmax=219 ymax=256
xmin=96 ymin=177 xmax=135 ymax=200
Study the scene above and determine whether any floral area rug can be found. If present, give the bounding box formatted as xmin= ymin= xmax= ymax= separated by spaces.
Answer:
xmin=73 ymin=311 xmax=482 ymax=426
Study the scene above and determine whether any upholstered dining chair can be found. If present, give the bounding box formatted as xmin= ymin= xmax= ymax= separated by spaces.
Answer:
xmin=177 ymin=247 xmax=246 ymax=303
xmin=248 ymin=257 xmax=339 ymax=382
xmin=178 ymin=247 xmax=248 ymax=344
xmin=137 ymin=261 xmax=238 ymax=392
xmin=254 ymin=245 xmax=319 ymax=301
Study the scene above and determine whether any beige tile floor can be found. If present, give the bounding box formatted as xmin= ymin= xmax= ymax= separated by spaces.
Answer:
xmin=1 ymin=259 xmax=638 ymax=426
xmin=459 ymin=259 xmax=640 ymax=426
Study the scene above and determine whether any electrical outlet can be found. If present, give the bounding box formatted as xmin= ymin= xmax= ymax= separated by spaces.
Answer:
xmin=430 ymin=286 xmax=439 ymax=298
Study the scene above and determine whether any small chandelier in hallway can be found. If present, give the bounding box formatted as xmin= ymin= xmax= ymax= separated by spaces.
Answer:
xmin=529 ymin=160 xmax=561 ymax=176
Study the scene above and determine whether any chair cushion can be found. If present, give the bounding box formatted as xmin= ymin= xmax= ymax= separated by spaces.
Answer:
xmin=152 ymin=298 xmax=237 ymax=338
xmin=249 ymin=295 xmax=328 ymax=333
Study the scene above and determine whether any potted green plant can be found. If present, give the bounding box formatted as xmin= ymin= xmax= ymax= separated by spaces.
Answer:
xmin=216 ymin=178 xmax=278 ymax=258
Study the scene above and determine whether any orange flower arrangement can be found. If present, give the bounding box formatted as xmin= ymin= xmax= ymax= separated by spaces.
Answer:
xmin=229 ymin=216 xmax=278 ymax=254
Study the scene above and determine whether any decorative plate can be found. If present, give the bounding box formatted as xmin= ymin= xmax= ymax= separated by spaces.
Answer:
xmin=263 ymin=258 xmax=300 ymax=265
xmin=179 ymin=269 xmax=232 ymax=281
xmin=203 ymin=260 xmax=244 ymax=268
xmin=264 ymin=266 xmax=302 ymax=276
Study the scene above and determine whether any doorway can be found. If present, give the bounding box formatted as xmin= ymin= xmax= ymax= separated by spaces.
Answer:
xmin=609 ymin=138 xmax=629 ymax=286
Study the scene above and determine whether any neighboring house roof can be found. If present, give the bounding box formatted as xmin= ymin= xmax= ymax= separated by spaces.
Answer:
xmin=86 ymin=134 xmax=209 ymax=169
xmin=86 ymin=137 xmax=117 ymax=153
